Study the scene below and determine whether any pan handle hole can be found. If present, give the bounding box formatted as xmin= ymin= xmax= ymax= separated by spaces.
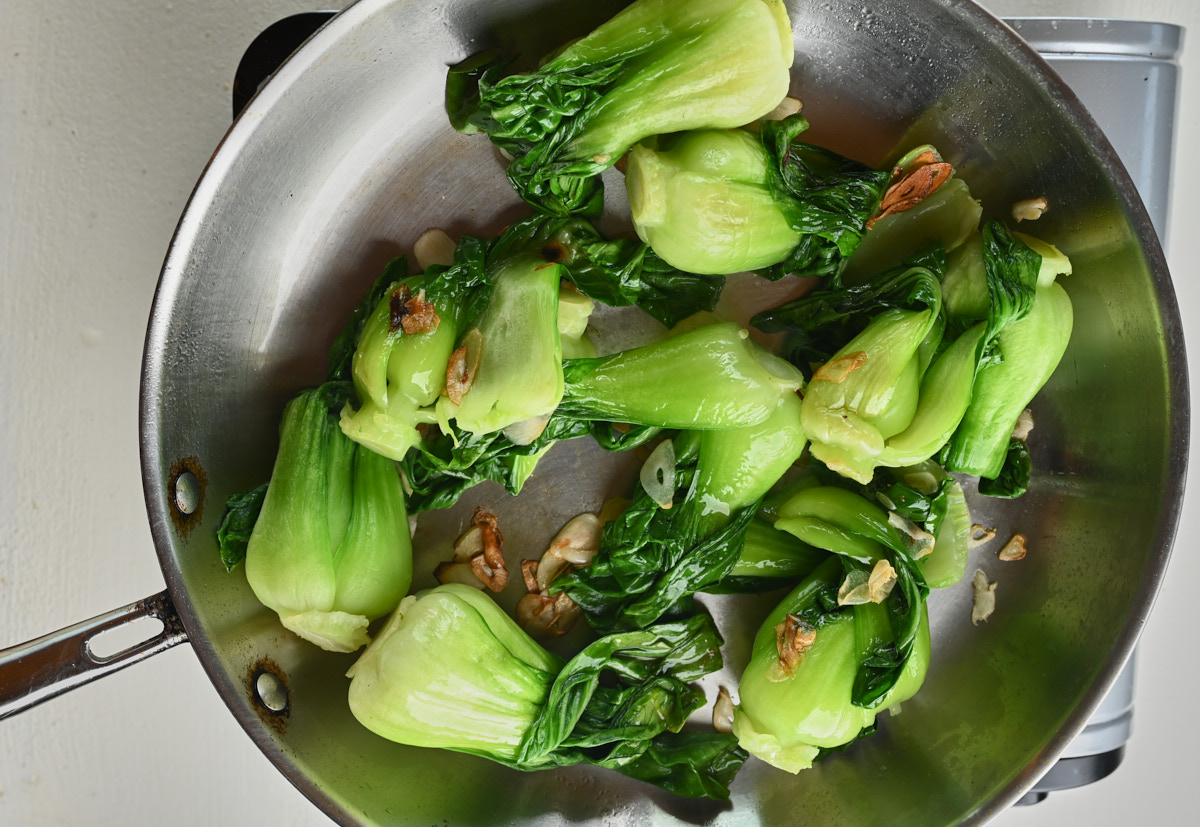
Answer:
xmin=86 ymin=615 xmax=167 ymax=662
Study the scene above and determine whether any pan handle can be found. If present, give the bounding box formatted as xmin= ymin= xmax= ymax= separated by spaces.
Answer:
xmin=0 ymin=590 xmax=189 ymax=720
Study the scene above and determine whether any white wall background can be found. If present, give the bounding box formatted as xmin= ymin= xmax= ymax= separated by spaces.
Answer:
xmin=1 ymin=1 xmax=1195 ymax=824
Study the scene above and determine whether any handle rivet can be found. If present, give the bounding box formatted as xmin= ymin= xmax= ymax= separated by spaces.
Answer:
xmin=254 ymin=669 xmax=289 ymax=713
xmin=173 ymin=470 xmax=200 ymax=516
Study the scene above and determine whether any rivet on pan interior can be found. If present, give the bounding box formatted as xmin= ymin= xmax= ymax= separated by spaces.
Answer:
xmin=166 ymin=456 xmax=207 ymax=536
xmin=254 ymin=669 xmax=289 ymax=713
xmin=173 ymin=470 xmax=201 ymax=515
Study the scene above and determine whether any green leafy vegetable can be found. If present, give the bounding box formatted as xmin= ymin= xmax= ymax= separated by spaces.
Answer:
xmin=336 ymin=213 xmax=726 ymax=468
xmin=944 ymin=280 xmax=1072 ymax=478
xmin=840 ymin=170 xmax=981 ymax=284
xmin=215 ymin=483 xmax=267 ymax=571
xmin=446 ymin=0 xmax=794 ymax=216
xmin=347 ymin=584 xmax=745 ymax=798
xmin=399 ymin=413 xmax=659 ymax=514
xmin=450 ymin=249 xmax=566 ymax=438
xmin=626 ymin=128 xmax=801 ymax=275
xmin=559 ymin=322 xmax=804 ymax=428
xmin=623 ymin=114 xmax=890 ymax=278
xmin=798 ymin=305 xmax=940 ymax=483
xmin=771 ymin=485 xmax=930 ymax=706
xmin=730 ymin=555 xmax=930 ymax=773
xmin=711 ymin=515 xmax=828 ymax=591
xmin=558 ymin=391 xmax=807 ymax=632
xmin=244 ymin=383 xmax=413 ymax=652
xmin=338 ymin=271 xmax=460 ymax=461
xmin=857 ymin=461 xmax=970 ymax=589
xmin=506 ymin=214 xmax=724 ymax=329
xmin=976 ymin=438 xmax=1032 ymax=499
xmin=756 ymin=114 xmax=892 ymax=280
xmin=752 ymin=253 xmax=945 ymax=369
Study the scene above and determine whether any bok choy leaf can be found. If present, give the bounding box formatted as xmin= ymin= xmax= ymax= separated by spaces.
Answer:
xmin=446 ymin=0 xmax=794 ymax=216
xmin=347 ymin=584 xmax=746 ymax=798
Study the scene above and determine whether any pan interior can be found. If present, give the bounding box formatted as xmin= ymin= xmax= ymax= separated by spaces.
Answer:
xmin=140 ymin=0 xmax=1185 ymax=824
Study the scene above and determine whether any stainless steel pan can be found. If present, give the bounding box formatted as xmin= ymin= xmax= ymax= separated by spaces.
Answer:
xmin=0 ymin=0 xmax=1187 ymax=823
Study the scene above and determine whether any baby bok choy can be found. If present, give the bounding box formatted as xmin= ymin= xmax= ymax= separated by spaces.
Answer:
xmin=941 ymin=232 xmax=1074 ymax=491
xmin=755 ymin=261 xmax=946 ymax=484
xmin=731 ymin=558 xmax=930 ymax=773
xmin=337 ymin=260 xmax=460 ymax=461
xmin=388 ymin=214 xmax=723 ymax=513
xmin=243 ymin=383 xmax=413 ymax=653
xmin=447 ymin=0 xmax=793 ymax=216
xmin=732 ymin=485 xmax=933 ymax=772
xmin=625 ymin=114 xmax=890 ymax=277
xmin=557 ymin=321 xmax=804 ymax=429
xmin=347 ymin=584 xmax=746 ymax=799
xmin=555 ymin=390 xmax=810 ymax=634
xmin=753 ymin=220 xmax=1051 ymax=486
xmin=340 ymin=212 xmax=725 ymax=466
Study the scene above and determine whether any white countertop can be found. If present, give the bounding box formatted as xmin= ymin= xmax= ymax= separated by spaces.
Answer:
xmin=2 ymin=1 xmax=1196 ymax=824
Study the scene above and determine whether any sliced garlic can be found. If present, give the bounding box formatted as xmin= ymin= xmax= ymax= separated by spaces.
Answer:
xmin=640 ymin=439 xmax=676 ymax=510
xmin=837 ymin=569 xmax=872 ymax=605
xmin=971 ymin=570 xmax=996 ymax=625
xmin=901 ymin=470 xmax=940 ymax=495
xmin=1012 ymin=408 xmax=1035 ymax=442
xmin=713 ymin=687 xmax=735 ymax=734
xmin=438 ymin=508 xmax=508 ymax=592
xmin=968 ymin=524 xmax=997 ymax=548
xmin=413 ymin=228 xmax=457 ymax=270
xmin=998 ymin=534 xmax=1027 ymax=561
xmin=749 ymin=95 xmax=803 ymax=129
xmin=772 ymin=614 xmax=817 ymax=680
xmin=434 ymin=560 xmax=485 ymax=589
xmin=889 ymin=511 xmax=935 ymax=559
xmin=867 ymin=558 xmax=898 ymax=602
xmin=838 ymin=559 xmax=898 ymax=605
xmin=543 ymin=513 xmax=602 ymax=571
xmin=1012 ymin=196 xmax=1048 ymax=223
xmin=502 ymin=413 xmax=551 ymax=446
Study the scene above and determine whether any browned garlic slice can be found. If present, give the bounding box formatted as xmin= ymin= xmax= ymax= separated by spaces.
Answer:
xmin=390 ymin=285 xmax=440 ymax=336
xmin=771 ymin=614 xmax=817 ymax=681
xmin=813 ymin=351 xmax=867 ymax=384
xmin=470 ymin=508 xmax=508 ymax=592
xmin=515 ymin=513 xmax=602 ymax=638
xmin=443 ymin=328 xmax=482 ymax=406
xmin=516 ymin=560 xmax=582 ymax=638
xmin=434 ymin=507 xmax=508 ymax=592
xmin=968 ymin=524 xmax=997 ymax=548
xmin=868 ymin=155 xmax=954 ymax=229
xmin=998 ymin=534 xmax=1027 ymax=561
